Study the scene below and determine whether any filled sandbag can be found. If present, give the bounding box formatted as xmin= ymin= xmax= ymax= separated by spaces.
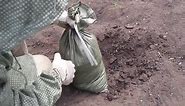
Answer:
xmin=59 ymin=2 xmax=108 ymax=93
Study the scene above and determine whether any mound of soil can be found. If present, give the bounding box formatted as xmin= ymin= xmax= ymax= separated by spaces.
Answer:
xmin=99 ymin=26 xmax=170 ymax=100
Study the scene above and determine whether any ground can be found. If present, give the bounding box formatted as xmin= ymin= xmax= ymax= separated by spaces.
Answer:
xmin=27 ymin=0 xmax=185 ymax=106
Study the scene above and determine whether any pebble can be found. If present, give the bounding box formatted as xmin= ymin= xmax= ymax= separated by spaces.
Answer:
xmin=158 ymin=52 xmax=162 ymax=57
xmin=110 ymin=56 xmax=117 ymax=64
xmin=169 ymin=58 xmax=174 ymax=60
xmin=112 ymin=25 xmax=119 ymax=29
xmin=125 ymin=24 xmax=134 ymax=29
xmin=150 ymin=45 xmax=155 ymax=49
xmin=159 ymin=35 xmax=167 ymax=40
xmin=178 ymin=62 xmax=182 ymax=65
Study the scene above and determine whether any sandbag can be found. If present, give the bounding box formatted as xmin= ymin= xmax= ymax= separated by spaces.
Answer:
xmin=59 ymin=2 xmax=108 ymax=93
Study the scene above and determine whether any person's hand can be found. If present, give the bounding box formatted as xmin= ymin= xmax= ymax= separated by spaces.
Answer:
xmin=58 ymin=10 xmax=76 ymax=28
xmin=52 ymin=53 xmax=75 ymax=85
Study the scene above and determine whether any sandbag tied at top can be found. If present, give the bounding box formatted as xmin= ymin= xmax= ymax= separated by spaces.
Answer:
xmin=59 ymin=2 xmax=108 ymax=93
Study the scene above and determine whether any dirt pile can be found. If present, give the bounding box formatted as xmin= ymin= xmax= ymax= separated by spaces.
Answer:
xmin=99 ymin=26 xmax=171 ymax=100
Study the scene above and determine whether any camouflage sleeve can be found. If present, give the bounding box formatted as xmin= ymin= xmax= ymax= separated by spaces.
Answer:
xmin=0 ymin=65 xmax=62 ymax=106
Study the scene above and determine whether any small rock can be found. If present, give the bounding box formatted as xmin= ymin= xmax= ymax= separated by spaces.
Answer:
xmin=169 ymin=57 xmax=174 ymax=60
xmin=126 ymin=59 xmax=134 ymax=66
xmin=159 ymin=34 xmax=167 ymax=40
xmin=110 ymin=56 xmax=117 ymax=64
xmin=98 ymin=35 xmax=105 ymax=41
xmin=154 ymin=44 xmax=159 ymax=46
xmin=112 ymin=25 xmax=119 ymax=29
xmin=138 ymin=36 xmax=142 ymax=40
xmin=124 ymin=34 xmax=130 ymax=41
xmin=112 ymin=43 xmax=119 ymax=47
xmin=177 ymin=57 xmax=183 ymax=59
xmin=157 ymin=52 xmax=162 ymax=57
xmin=125 ymin=24 xmax=134 ymax=29
xmin=178 ymin=62 xmax=182 ymax=65
xmin=146 ymin=72 xmax=152 ymax=77
xmin=107 ymin=94 xmax=113 ymax=101
xmin=140 ymin=99 xmax=143 ymax=102
xmin=117 ymin=78 xmax=125 ymax=82
xmin=130 ymin=93 xmax=134 ymax=96
xmin=139 ymin=74 xmax=148 ymax=82
xmin=109 ymin=70 xmax=115 ymax=74
xmin=150 ymin=45 xmax=155 ymax=49
xmin=106 ymin=94 xmax=118 ymax=101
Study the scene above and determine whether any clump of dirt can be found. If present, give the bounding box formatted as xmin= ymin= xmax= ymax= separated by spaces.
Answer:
xmin=99 ymin=26 xmax=170 ymax=100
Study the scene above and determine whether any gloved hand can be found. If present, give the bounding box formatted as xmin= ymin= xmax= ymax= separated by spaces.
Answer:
xmin=52 ymin=53 xmax=75 ymax=85
xmin=58 ymin=10 xmax=75 ymax=28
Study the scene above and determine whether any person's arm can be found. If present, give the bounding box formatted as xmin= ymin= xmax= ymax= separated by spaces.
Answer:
xmin=0 ymin=64 xmax=62 ymax=106
xmin=0 ymin=52 xmax=75 ymax=106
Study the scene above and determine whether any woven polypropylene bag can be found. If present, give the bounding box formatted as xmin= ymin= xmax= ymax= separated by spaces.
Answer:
xmin=59 ymin=2 xmax=108 ymax=93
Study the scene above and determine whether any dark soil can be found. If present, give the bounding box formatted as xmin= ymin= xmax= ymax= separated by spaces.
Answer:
xmin=27 ymin=0 xmax=185 ymax=106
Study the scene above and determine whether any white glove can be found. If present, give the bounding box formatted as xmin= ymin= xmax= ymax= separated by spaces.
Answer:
xmin=58 ymin=10 xmax=76 ymax=28
xmin=52 ymin=53 xmax=76 ymax=85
